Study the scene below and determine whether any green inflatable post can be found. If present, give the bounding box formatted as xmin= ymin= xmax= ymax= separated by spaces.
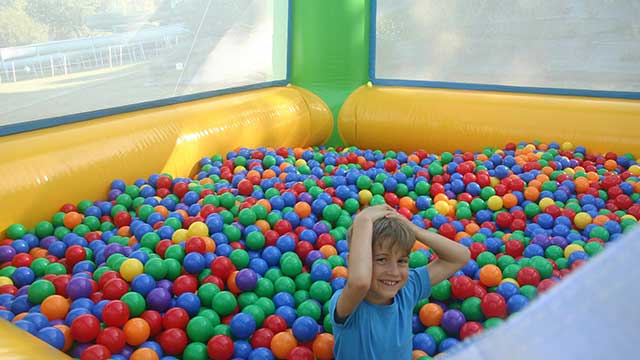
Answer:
xmin=290 ymin=0 xmax=371 ymax=147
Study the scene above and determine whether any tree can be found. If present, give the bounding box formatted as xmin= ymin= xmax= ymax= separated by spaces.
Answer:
xmin=26 ymin=0 xmax=101 ymax=40
xmin=0 ymin=2 xmax=48 ymax=47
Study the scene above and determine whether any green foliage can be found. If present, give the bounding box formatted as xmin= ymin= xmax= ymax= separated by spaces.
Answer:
xmin=0 ymin=3 xmax=48 ymax=47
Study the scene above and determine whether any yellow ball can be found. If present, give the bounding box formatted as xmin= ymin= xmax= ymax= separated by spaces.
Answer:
xmin=187 ymin=221 xmax=209 ymax=238
xmin=500 ymin=278 xmax=519 ymax=287
xmin=490 ymin=177 xmax=500 ymax=187
xmin=564 ymin=168 xmax=575 ymax=176
xmin=295 ymin=159 xmax=307 ymax=167
xmin=561 ymin=141 xmax=574 ymax=151
xmin=172 ymin=229 xmax=189 ymax=244
xmin=358 ymin=190 xmax=373 ymax=205
xmin=0 ymin=276 xmax=13 ymax=286
xmin=621 ymin=214 xmax=638 ymax=222
xmin=538 ymin=197 xmax=555 ymax=211
xmin=434 ymin=201 xmax=450 ymax=215
xmin=573 ymin=212 xmax=592 ymax=229
xmin=233 ymin=166 xmax=246 ymax=174
xmin=487 ymin=196 xmax=503 ymax=211
xmin=629 ymin=165 xmax=640 ymax=176
xmin=120 ymin=259 xmax=144 ymax=282
xmin=564 ymin=244 xmax=585 ymax=258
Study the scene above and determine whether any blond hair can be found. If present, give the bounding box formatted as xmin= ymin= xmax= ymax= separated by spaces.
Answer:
xmin=347 ymin=217 xmax=414 ymax=254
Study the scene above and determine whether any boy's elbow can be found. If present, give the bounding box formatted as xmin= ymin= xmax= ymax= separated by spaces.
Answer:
xmin=458 ymin=247 xmax=471 ymax=266
xmin=347 ymin=279 xmax=370 ymax=294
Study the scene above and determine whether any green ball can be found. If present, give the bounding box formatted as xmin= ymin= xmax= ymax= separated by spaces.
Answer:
xmin=555 ymin=258 xmax=569 ymax=270
xmin=322 ymin=204 xmax=342 ymax=224
xmin=243 ymin=304 xmax=266 ymax=326
xmin=164 ymin=258 xmax=182 ymax=280
xmin=356 ymin=175 xmax=372 ymax=189
xmin=280 ymin=255 xmax=303 ymax=277
xmin=144 ymin=258 xmax=167 ymax=280
xmin=425 ymin=326 xmax=447 ymax=345
xmin=255 ymin=278 xmax=275 ymax=298
xmin=309 ymin=281 xmax=333 ymax=303
xmin=245 ymin=232 xmax=265 ymax=251
xmin=476 ymin=252 xmax=497 ymax=267
xmin=517 ymin=257 xmax=531 ymax=268
xmin=530 ymin=256 xmax=553 ymax=279
xmin=414 ymin=181 xmax=430 ymax=195
xmin=274 ymin=277 xmax=296 ymax=294
xmin=470 ymin=198 xmax=487 ymax=212
xmin=186 ymin=316 xmax=215 ymax=342
xmin=496 ymin=255 xmax=515 ymax=270
xmin=30 ymin=258 xmax=50 ymax=277
xmin=456 ymin=207 xmax=473 ymax=220
xmin=27 ymin=279 xmax=55 ymax=304
xmin=409 ymin=251 xmax=429 ymax=268
xmin=589 ymin=226 xmax=610 ymax=241
xmin=212 ymin=324 xmax=232 ymax=337
xmin=197 ymin=283 xmax=221 ymax=307
xmin=431 ymin=280 xmax=451 ymax=301
xmin=544 ymin=245 xmax=564 ymax=260
xmin=229 ymin=249 xmax=250 ymax=269
xmin=428 ymin=163 xmax=443 ymax=176
xmin=520 ymin=285 xmax=538 ymax=300
xmin=461 ymin=297 xmax=484 ymax=321
xmin=121 ymin=292 xmax=146 ymax=316
xmin=238 ymin=208 xmax=257 ymax=226
xmin=524 ymin=203 xmax=541 ymax=218
xmin=238 ymin=292 xmax=259 ymax=309
xmin=219 ymin=192 xmax=236 ymax=209
xmin=45 ymin=262 xmax=67 ymax=275
xmin=35 ymin=221 xmax=54 ymax=238
xmin=7 ymin=224 xmax=27 ymax=239
xmin=584 ymin=242 xmax=604 ymax=256
xmin=223 ymin=225 xmax=242 ymax=243
xmin=198 ymin=308 xmax=220 ymax=327
xmin=480 ymin=187 xmax=496 ymax=200
xmin=295 ymin=272 xmax=312 ymax=291
xmin=297 ymin=300 xmax=321 ymax=321
xmin=212 ymin=291 xmax=238 ymax=316
xmin=502 ymin=264 xmax=522 ymax=280
xmin=264 ymin=269 xmax=282 ymax=283
xmin=323 ymin=314 xmax=333 ymax=334
xmin=327 ymin=255 xmax=345 ymax=268
xmin=141 ymin=233 xmax=161 ymax=250
xmin=183 ymin=342 xmax=209 ymax=360
xmin=254 ymin=297 xmax=275 ymax=317
xmin=164 ymin=245 xmax=185 ymax=263
xmin=294 ymin=290 xmax=310 ymax=307
xmin=484 ymin=317 xmax=504 ymax=329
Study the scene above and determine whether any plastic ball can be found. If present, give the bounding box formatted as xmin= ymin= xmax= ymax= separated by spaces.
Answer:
xmin=40 ymin=294 xmax=70 ymax=321
xmin=71 ymin=314 xmax=101 ymax=342
xmin=207 ymin=335 xmax=234 ymax=360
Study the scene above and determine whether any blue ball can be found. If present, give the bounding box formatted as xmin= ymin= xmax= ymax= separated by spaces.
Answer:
xmin=10 ymin=295 xmax=32 ymax=314
xmin=0 ymin=309 xmax=15 ymax=321
xmin=37 ymin=327 xmax=65 ymax=350
xmin=412 ymin=333 xmax=436 ymax=356
xmin=496 ymin=282 xmax=520 ymax=300
xmin=412 ymin=313 xmax=426 ymax=334
xmin=568 ymin=251 xmax=589 ymax=266
xmin=292 ymin=316 xmax=318 ymax=342
xmin=507 ymin=294 xmax=529 ymax=313
xmin=183 ymin=252 xmax=206 ymax=274
xmin=92 ymin=300 xmax=109 ymax=321
xmin=248 ymin=347 xmax=275 ymax=360
xmin=261 ymin=246 xmax=282 ymax=267
xmin=12 ymin=267 xmax=35 ymax=287
xmin=274 ymin=306 xmax=297 ymax=327
xmin=273 ymin=292 xmax=295 ymax=308
xmin=14 ymin=319 xmax=38 ymax=335
xmin=310 ymin=263 xmax=332 ymax=282
xmin=438 ymin=337 xmax=460 ymax=352
xmin=140 ymin=341 xmax=164 ymax=357
xmin=131 ymin=274 xmax=156 ymax=297
xmin=65 ymin=308 xmax=91 ymax=325
xmin=230 ymin=312 xmax=257 ymax=339
xmin=23 ymin=312 xmax=49 ymax=330
xmin=234 ymin=340 xmax=252 ymax=359
xmin=176 ymin=292 xmax=201 ymax=317
xmin=523 ymin=244 xmax=544 ymax=258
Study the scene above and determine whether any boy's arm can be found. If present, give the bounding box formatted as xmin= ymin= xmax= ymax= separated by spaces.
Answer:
xmin=388 ymin=213 xmax=471 ymax=285
xmin=335 ymin=205 xmax=395 ymax=323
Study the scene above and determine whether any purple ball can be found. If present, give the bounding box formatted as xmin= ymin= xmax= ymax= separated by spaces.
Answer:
xmin=66 ymin=277 xmax=94 ymax=300
xmin=550 ymin=236 xmax=568 ymax=249
xmin=70 ymin=343 xmax=91 ymax=357
xmin=305 ymin=250 xmax=324 ymax=267
xmin=157 ymin=279 xmax=173 ymax=293
xmin=312 ymin=222 xmax=329 ymax=235
xmin=147 ymin=287 xmax=171 ymax=312
xmin=50 ymin=319 xmax=65 ymax=326
xmin=298 ymin=193 xmax=313 ymax=204
xmin=16 ymin=285 xmax=29 ymax=297
xmin=103 ymin=244 xmax=123 ymax=259
xmin=0 ymin=245 xmax=16 ymax=262
xmin=175 ymin=204 xmax=189 ymax=211
xmin=40 ymin=236 xmax=58 ymax=250
xmin=441 ymin=309 xmax=466 ymax=336
xmin=120 ymin=345 xmax=134 ymax=358
xmin=107 ymin=189 xmax=122 ymax=201
xmin=122 ymin=247 xmax=132 ymax=257
xmin=531 ymin=234 xmax=551 ymax=249
xmin=235 ymin=269 xmax=258 ymax=291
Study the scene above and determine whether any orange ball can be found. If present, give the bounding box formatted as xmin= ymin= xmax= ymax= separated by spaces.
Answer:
xmin=41 ymin=294 xmax=70 ymax=320
xmin=255 ymin=220 xmax=271 ymax=233
xmin=479 ymin=264 xmax=503 ymax=287
xmin=502 ymin=193 xmax=518 ymax=209
xmin=63 ymin=212 xmax=84 ymax=229
xmin=202 ymin=237 xmax=216 ymax=253
xmin=604 ymin=159 xmax=617 ymax=171
xmin=227 ymin=271 xmax=241 ymax=294
xmin=319 ymin=245 xmax=337 ymax=258
xmin=12 ymin=312 xmax=28 ymax=322
xmin=123 ymin=318 xmax=150 ymax=346
xmin=53 ymin=324 xmax=73 ymax=352
xmin=331 ymin=266 xmax=348 ymax=280
xmin=399 ymin=196 xmax=418 ymax=214
xmin=294 ymin=202 xmax=312 ymax=218
xmin=419 ymin=303 xmax=443 ymax=327
xmin=312 ymin=333 xmax=335 ymax=360
xmin=130 ymin=348 xmax=159 ymax=360
xmin=271 ymin=331 xmax=298 ymax=359
xmin=524 ymin=187 xmax=540 ymax=201
xmin=413 ymin=350 xmax=428 ymax=359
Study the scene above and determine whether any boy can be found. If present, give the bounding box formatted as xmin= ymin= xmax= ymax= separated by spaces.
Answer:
xmin=329 ymin=204 xmax=471 ymax=359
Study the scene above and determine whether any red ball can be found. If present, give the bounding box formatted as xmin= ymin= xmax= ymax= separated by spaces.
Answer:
xmin=450 ymin=276 xmax=475 ymax=300
xmin=263 ymin=314 xmax=288 ymax=334
xmin=459 ymin=321 xmax=483 ymax=340
xmin=274 ymin=220 xmax=293 ymax=235
xmin=516 ymin=267 xmax=541 ymax=287
xmin=384 ymin=159 xmax=397 ymax=172
xmin=163 ymin=307 xmax=190 ymax=329
xmin=185 ymin=237 xmax=207 ymax=254
xmin=208 ymin=335 xmax=234 ymax=360
xmin=155 ymin=239 xmax=173 ymax=258
xmin=438 ymin=223 xmax=456 ymax=240
xmin=96 ymin=326 xmax=126 ymax=354
xmin=80 ymin=345 xmax=111 ymax=360
xmin=505 ymin=240 xmax=524 ymax=258
xmin=102 ymin=278 xmax=129 ymax=300
xmin=113 ymin=212 xmax=132 ymax=228
xmin=316 ymin=233 xmax=335 ymax=249
xmin=173 ymin=275 xmax=198 ymax=296
xmin=12 ymin=253 xmax=33 ymax=268
xmin=251 ymin=328 xmax=274 ymax=349
xmin=295 ymin=241 xmax=314 ymax=262
xmin=473 ymin=285 xmax=487 ymax=299
xmin=495 ymin=212 xmax=513 ymax=229
xmin=140 ymin=310 xmax=164 ymax=337
xmin=384 ymin=192 xmax=399 ymax=207
xmin=52 ymin=275 xmax=70 ymax=297
xmin=173 ymin=182 xmax=190 ymax=199
xmin=480 ymin=293 xmax=507 ymax=318
xmin=71 ymin=314 xmax=101 ymax=342
xmin=237 ymin=179 xmax=254 ymax=196
xmin=537 ymin=278 xmax=557 ymax=293
xmin=157 ymin=176 xmax=172 ymax=189
xmin=288 ymin=346 xmax=314 ymax=360
xmin=0 ymin=285 xmax=17 ymax=295
xmin=102 ymin=300 xmax=130 ymax=327
xmin=210 ymin=257 xmax=236 ymax=280
xmin=157 ymin=328 xmax=188 ymax=355
xmin=202 ymin=275 xmax=225 ymax=291
xmin=468 ymin=243 xmax=487 ymax=260
xmin=98 ymin=271 xmax=121 ymax=290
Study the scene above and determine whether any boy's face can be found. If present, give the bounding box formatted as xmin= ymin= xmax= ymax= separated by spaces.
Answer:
xmin=365 ymin=244 xmax=410 ymax=305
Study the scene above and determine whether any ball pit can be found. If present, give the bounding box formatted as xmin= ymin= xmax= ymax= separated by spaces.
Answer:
xmin=0 ymin=142 xmax=638 ymax=359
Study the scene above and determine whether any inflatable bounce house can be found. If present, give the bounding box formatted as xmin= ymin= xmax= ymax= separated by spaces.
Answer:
xmin=1 ymin=1 xmax=639 ymax=359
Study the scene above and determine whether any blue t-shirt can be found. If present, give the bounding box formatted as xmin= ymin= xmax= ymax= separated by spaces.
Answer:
xmin=329 ymin=266 xmax=431 ymax=360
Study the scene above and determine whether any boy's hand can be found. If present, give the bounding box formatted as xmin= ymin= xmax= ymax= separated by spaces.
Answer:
xmin=355 ymin=204 xmax=395 ymax=223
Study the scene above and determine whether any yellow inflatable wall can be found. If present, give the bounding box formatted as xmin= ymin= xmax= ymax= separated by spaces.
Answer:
xmin=0 ymin=86 xmax=332 ymax=237
xmin=339 ymin=85 xmax=640 ymax=155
